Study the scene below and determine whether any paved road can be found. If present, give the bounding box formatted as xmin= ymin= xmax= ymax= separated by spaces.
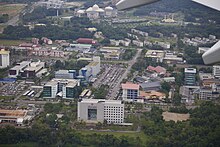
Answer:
xmin=107 ymin=49 xmax=142 ymax=100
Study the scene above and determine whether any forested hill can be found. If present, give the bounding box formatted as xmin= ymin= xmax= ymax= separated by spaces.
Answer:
xmin=134 ymin=0 xmax=220 ymax=24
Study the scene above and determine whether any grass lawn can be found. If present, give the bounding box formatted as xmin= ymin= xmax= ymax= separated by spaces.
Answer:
xmin=0 ymin=4 xmax=26 ymax=18
xmin=0 ymin=142 xmax=39 ymax=147
xmin=0 ymin=24 xmax=6 ymax=33
xmin=0 ymin=96 xmax=15 ymax=100
xmin=0 ymin=40 xmax=26 ymax=46
xmin=77 ymin=130 xmax=149 ymax=143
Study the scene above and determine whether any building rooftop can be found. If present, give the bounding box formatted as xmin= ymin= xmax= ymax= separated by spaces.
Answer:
xmin=45 ymin=81 xmax=58 ymax=86
xmin=80 ymin=99 xmax=122 ymax=104
xmin=88 ymin=62 xmax=99 ymax=67
xmin=25 ymin=62 xmax=45 ymax=72
xmin=10 ymin=61 xmax=31 ymax=71
xmin=140 ymin=91 xmax=166 ymax=99
xmin=0 ymin=109 xmax=27 ymax=118
xmin=0 ymin=49 xmax=10 ymax=55
xmin=55 ymin=70 xmax=69 ymax=74
xmin=140 ymin=81 xmax=161 ymax=89
xmin=185 ymin=68 xmax=197 ymax=74
xmin=121 ymin=83 xmax=139 ymax=90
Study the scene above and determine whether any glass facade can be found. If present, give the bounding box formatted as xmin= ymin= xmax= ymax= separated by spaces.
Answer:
xmin=43 ymin=86 xmax=52 ymax=97
xmin=127 ymin=89 xmax=138 ymax=100
xmin=66 ymin=87 xmax=75 ymax=98
xmin=88 ymin=109 xmax=97 ymax=120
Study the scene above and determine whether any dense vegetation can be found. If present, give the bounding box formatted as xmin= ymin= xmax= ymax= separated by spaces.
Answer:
xmin=0 ymin=102 xmax=220 ymax=146
xmin=134 ymin=0 xmax=220 ymax=24
xmin=0 ymin=14 xmax=9 ymax=23
xmin=121 ymin=49 xmax=137 ymax=60
xmin=22 ymin=7 xmax=62 ymax=23
xmin=136 ymin=24 xmax=220 ymax=39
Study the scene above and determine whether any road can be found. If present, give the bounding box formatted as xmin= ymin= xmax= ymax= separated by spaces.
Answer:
xmin=107 ymin=49 xmax=142 ymax=100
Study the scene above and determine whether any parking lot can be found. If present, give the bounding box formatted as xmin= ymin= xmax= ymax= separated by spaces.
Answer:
xmin=93 ymin=64 xmax=126 ymax=99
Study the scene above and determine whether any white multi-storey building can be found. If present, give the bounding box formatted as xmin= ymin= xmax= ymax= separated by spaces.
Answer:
xmin=213 ymin=65 xmax=220 ymax=78
xmin=122 ymin=83 xmax=140 ymax=102
xmin=78 ymin=99 xmax=124 ymax=124
xmin=0 ymin=49 xmax=10 ymax=69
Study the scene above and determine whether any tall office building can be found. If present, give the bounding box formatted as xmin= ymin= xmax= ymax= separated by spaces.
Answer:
xmin=213 ymin=65 xmax=220 ymax=78
xmin=184 ymin=68 xmax=197 ymax=86
xmin=78 ymin=99 xmax=124 ymax=124
xmin=122 ymin=83 xmax=140 ymax=102
xmin=43 ymin=79 xmax=80 ymax=99
xmin=0 ymin=49 xmax=10 ymax=69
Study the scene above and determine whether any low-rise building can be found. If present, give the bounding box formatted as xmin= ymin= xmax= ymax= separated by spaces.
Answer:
xmin=55 ymin=70 xmax=76 ymax=79
xmin=76 ymin=38 xmax=97 ymax=45
xmin=163 ymin=77 xmax=175 ymax=82
xmin=9 ymin=61 xmax=46 ymax=78
xmin=100 ymin=47 xmax=122 ymax=60
xmin=0 ymin=109 xmax=28 ymax=126
xmin=132 ymin=40 xmax=144 ymax=47
xmin=78 ymin=99 xmax=124 ymax=124
xmin=9 ymin=61 xmax=31 ymax=78
xmin=145 ymin=50 xmax=165 ymax=62
xmin=147 ymin=65 xmax=166 ymax=75
xmin=30 ymin=49 xmax=65 ymax=58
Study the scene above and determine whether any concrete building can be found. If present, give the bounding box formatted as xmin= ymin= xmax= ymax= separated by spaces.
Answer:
xmin=38 ymin=0 xmax=64 ymax=9
xmin=43 ymin=78 xmax=80 ymax=99
xmin=55 ymin=70 xmax=76 ymax=79
xmin=199 ymin=88 xmax=213 ymax=100
xmin=100 ymin=47 xmax=122 ymax=60
xmin=79 ymin=56 xmax=101 ymax=81
xmin=199 ymin=73 xmax=214 ymax=81
xmin=23 ymin=61 xmax=45 ymax=78
xmin=9 ymin=61 xmax=46 ymax=78
xmin=43 ymin=81 xmax=58 ymax=99
xmin=213 ymin=65 xmax=220 ymax=78
xmin=9 ymin=61 xmax=31 ymax=78
xmin=122 ymin=83 xmax=140 ymax=102
xmin=132 ymin=40 xmax=144 ymax=47
xmin=145 ymin=50 xmax=165 ymax=63
xmin=78 ymin=99 xmax=124 ymax=124
xmin=0 ymin=109 xmax=28 ymax=126
xmin=0 ymin=49 xmax=10 ymax=69
xmin=163 ymin=77 xmax=175 ymax=82
xmin=30 ymin=49 xmax=65 ymax=58
xmin=185 ymin=68 xmax=197 ymax=86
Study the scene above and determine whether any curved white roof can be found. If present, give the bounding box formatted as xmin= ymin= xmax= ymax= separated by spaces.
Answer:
xmin=105 ymin=6 xmax=113 ymax=10
xmin=77 ymin=10 xmax=85 ymax=14
xmin=86 ymin=4 xmax=104 ymax=12
xmin=86 ymin=7 xmax=93 ymax=12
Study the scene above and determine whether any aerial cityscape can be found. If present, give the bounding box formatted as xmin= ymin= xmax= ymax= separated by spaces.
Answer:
xmin=0 ymin=0 xmax=220 ymax=146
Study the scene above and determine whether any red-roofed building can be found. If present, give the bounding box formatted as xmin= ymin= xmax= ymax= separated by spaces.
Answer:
xmin=147 ymin=65 xmax=166 ymax=75
xmin=122 ymin=82 xmax=140 ymax=102
xmin=76 ymin=38 xmax=97 ymax=45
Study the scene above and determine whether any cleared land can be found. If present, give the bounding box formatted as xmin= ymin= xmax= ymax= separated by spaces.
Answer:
xmin=0 ymin=4 xmax=26 ymax=19
xmin=162 ymin=111 xmax=190 ymax=122
xmin=0 ymin=40 xmax=26 ymax=46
